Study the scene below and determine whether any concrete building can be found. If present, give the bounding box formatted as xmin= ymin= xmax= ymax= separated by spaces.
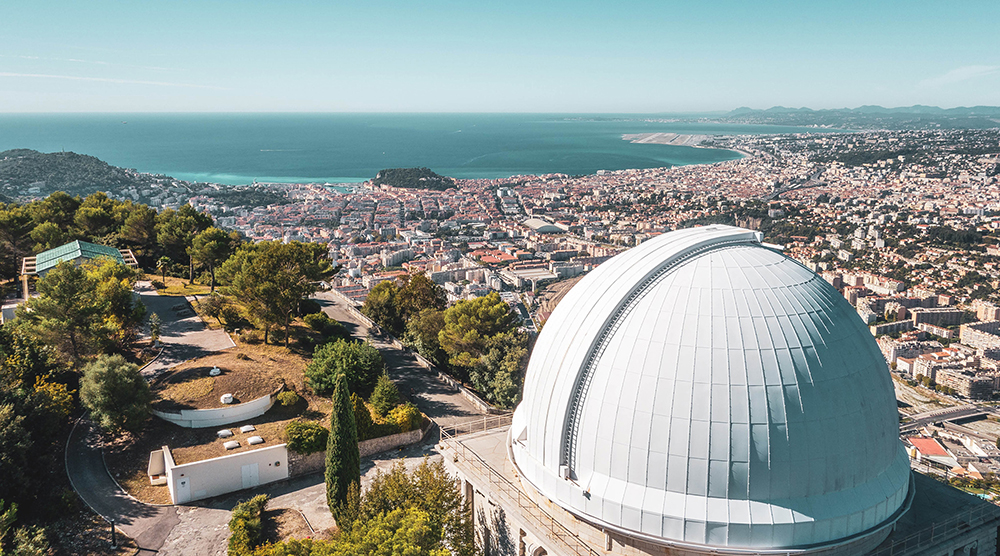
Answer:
xmin=960 ymin=321 xmax=1000 ymax=358
xmin=444 ymin=226 xmax=1000 ymax=556
xmin=910 ymin=307 xmax=963 ymax=327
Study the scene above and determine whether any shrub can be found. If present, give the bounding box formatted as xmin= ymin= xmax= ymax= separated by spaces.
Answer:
xmin=227 ymin=494 xmax=269 ymax=556
xmin=150 ymin=280 xmax=166 ymax=290
xmin=11 ymin=524 xmax=50 ymax=556
xmin=304 ymin=312 xmax=347 ymax=339
xmin=285 ymin=421 xmax=328 ymax=455
xmin=276 ymin=391 xmax=300 ymax=407
xmin=304 ymin=312 xmax=330 ymax=332
xmin=219 ymin=305 xmax=244 ymax=332
xmin=353 ymin=393 xmax=374 ymax=441
xmin=388 ymin=402 xmax=422 ymax=433
xmin=198 ymin=293 xmax=227 ymax=320
xmin=239 ymin=329 xmax=262 ymax=344
xmin=306 ymin=339 xmax=385 ymax=397
xmin=369 ymin=374 xmax=400 ymax=417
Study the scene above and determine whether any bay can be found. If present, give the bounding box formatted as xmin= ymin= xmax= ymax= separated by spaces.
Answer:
xmin=0 ymin=113 xmax=827 ymax=185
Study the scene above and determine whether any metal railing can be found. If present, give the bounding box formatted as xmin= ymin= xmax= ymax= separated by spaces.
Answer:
xmin=868 ymin=501 xmax=1000 ymax=556
xmin=440 ymin=414 xmax=514 ymax=440
xmin=441 ymin=416 xmax=601 ymax=556
xmin=441 ymin=417 xmax=1000 ymax=556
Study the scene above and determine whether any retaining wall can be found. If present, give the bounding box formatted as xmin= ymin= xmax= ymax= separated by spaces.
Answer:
xmin=152 ymin=391 xmax=276 ymax=428
xmin=330 ymin=287 xmax=498 ymax=414
xmin=286 ymin=423 xmax=431 ymax=478
xmin=410 ymin=352 xmax=499 ymax=414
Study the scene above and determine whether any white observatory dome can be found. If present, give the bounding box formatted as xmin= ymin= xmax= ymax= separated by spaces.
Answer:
xmin=509 ymin=225 xmax=911 ymax=553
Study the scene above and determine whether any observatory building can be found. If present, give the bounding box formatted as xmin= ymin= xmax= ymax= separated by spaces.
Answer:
xmin=443 ymin=225 xmax=999 ymax=556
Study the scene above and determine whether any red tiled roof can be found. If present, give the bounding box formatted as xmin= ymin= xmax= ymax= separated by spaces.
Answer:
xmin=908 ymin=437 xmax=948 ymax=457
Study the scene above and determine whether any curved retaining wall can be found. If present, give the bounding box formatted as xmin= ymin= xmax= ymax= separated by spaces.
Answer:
xmin=153 ymin=392 xmax=276 ymax=428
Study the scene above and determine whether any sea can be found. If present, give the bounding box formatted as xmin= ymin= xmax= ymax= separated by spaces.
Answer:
xmin=0 ymin=113 xmax=829 ymax=185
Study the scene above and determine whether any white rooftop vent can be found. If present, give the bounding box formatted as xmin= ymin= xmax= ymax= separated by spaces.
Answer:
xmin=216 ymin=429 xmax=233 ymax=438
xmin=247 ymin=436 xmax=264 ymax=445
xmin=220 ymin=393 xmax=234 ymax=404
xmin=223 ymin=440 xmax=240 ymax=450
xmin=240 ymin=425 xmax=256 ymax=433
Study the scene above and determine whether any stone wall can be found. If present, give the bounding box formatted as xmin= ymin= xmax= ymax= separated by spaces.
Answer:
xmin=287 ymin=423 xmax=431 ymax=478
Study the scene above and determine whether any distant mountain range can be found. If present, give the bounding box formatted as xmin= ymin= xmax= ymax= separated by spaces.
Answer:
xmin=716 ymin=105 xmax=1000 ymax=130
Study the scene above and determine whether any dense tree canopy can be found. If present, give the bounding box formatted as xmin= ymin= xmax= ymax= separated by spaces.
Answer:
xmin=189 ymin=226 xmax=241 ymax=292
xmin=361 ymin=281 xmax=402 ymax=336
xmin=15 ymin=259 xmax=144 ymax=363
xmin=156 ymin=203 xmax=213 ymax=281
xmin=254 ymin=459 xmax=472 ymax=556
xmin=396 ymin=273 xmax=447 ymax=321
xmin=0 ymin=328 xmax=71 ymax=520
xmin=438 ymin=292 xmax=518 ymax=376
xmin=403 ymin=308 xmax=447 ymax=367
xmin=469 ymin=330 xmax=530 ymax=409
xmin=306 ymin=339 xmax=385 ymax=397
xmin=79 ymin=354 xmax=153 ymax=435
xmin=220 ymin=240 xmax=334 ymax=345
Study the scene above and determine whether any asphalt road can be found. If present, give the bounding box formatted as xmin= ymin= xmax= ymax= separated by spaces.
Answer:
xmin=312 ymin=291 xmax=484 ymax=428
xmin=65 ymin=288 xmax=487 ymax=555
xmin=136 ymin=282 xmax=235 ymax=380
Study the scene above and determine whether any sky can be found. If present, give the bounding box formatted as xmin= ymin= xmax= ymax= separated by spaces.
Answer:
xmin=1 ymin=0 xmax=998 ymax=113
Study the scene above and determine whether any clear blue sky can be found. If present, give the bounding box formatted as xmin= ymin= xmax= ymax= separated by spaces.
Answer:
xmin=1 ymin=0 xmax=997 ymax=112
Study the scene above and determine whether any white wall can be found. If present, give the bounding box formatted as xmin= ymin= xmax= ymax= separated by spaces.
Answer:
xmin=152 ymin=393 xmax=275 ymax=428
xmin=164 ymin=444 xmax=289 ymax=504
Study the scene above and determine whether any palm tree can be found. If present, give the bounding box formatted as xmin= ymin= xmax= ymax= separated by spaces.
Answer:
xmin=156 ymin=256 xmax=171 ymax=283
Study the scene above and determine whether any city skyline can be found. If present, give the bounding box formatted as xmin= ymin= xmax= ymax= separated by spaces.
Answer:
xmin=1 ymin=0 xmax=998 ymax=113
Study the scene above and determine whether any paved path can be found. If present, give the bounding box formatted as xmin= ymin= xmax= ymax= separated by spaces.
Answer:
xmin=136 ymin=282 xmax=234 ymax=379
xmin=66 ymin=418 xmax=180 ymax=555
xmin=64 ymin=287 xmax=486 ymax=555
xmin=312 ymin=291 xmax=483 ymax=427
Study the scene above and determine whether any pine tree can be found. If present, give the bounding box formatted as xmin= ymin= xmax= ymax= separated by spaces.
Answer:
xmin=326 ymin=373 xmax=360 ymax=529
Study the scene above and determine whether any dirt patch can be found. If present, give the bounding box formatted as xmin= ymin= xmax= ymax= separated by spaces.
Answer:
xmin=152 ymin=345 xmax=303 ymax=410
xmin=47 ymin=509 xmax=138 ymax=556
xmin=892 ymin=375 xmax=956 ymax=415
xmin=106 ymin=343 xmax=332 ymax=505
xmin=263 ymin=508 xmax=320 ymax=543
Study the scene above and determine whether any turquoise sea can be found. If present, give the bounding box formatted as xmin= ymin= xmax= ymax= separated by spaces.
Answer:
xmin=0 ymin=114 xmax=827 ymax=185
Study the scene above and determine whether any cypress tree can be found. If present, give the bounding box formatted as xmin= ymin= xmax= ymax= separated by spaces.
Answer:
xmin=326 ymin=372 xmax=360 ymax=526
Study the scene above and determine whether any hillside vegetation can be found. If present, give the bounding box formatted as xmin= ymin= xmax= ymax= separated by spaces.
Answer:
xmin=0 ymin=149 xmax=170 ymax=198
xmin=372 ymin=167 xmax=455 ymax=190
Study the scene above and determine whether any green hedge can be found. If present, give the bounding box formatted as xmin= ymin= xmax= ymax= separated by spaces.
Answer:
xmin=228 ymin=494 xmax=269 ymax=556
xmin=285 ymin=421 xmax=329 ymax=455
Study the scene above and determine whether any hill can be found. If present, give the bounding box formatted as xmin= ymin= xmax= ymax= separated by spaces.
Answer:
xmin=372 ymin=167 xmax=456 ymax=190
xmin=0 ymin=149 xmax=177 ymax=199
xmin=717 ymin=105 xmax=1000 ymax=130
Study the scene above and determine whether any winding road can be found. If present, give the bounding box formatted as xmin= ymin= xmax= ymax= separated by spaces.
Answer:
xmin=65 ymin=285 xmax=487 ymax=554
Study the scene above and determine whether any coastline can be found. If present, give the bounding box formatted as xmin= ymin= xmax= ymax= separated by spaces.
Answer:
xmin=621 ymin=132 xmax=746 ymax=160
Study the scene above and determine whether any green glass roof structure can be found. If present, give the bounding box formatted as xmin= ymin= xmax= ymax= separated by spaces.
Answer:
xmin=34 ymin=240 xmax=125 ymax=274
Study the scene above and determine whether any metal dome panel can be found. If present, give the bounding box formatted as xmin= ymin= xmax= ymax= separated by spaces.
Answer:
xmin=510 ymin=225 xmax=910 ymax=552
